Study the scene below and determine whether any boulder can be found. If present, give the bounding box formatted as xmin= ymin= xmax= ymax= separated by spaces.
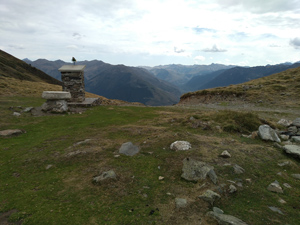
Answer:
xmin=292 ymin=118 xmax=300 ymax=127
xmin=0 ymin=129 xmax=24 ymax=137
xmin=181 ymin=158 xmax=217 ymax=183
xmin=93 ymin=170 xmax=116 ymax=184
xmin=291 ymin=136 xmax=300 ymax=143
xmin=267 ymin=180 xmax=283 ymax=193
xmin=199 ymin=189 xmax=220 ymax=206
xmin=258 ymin=125 xmax=281 ymax=143
xmin=283 ymin=145 xmax=300 ymax=158
xmin=170 ymin=141 xmax=191 ymax=151
xmin=277 ymin=119 xmax=292 ymax=127
xmin=119 ymin=142 xmax=140 ymax=156
xmin=207 ymin=211 xmax=248 ymax=225
xmin=41 ymin=100 xmax=68 ymax=113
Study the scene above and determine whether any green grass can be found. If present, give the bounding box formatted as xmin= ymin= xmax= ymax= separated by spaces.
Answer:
xmin=0 ymin=96 xmax=299 ymax=224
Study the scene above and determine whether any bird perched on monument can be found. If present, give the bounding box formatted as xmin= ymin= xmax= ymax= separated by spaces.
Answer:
xmin=72 ymin=57 xmax=76 ymax=65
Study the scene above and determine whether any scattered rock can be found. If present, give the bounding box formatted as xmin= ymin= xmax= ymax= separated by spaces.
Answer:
xmin=278 ymin=198 xmax=287 ymax=204
xmin=158 ymin=176 xmax=164 ymax=180
xmin=287 ymin=126 xmax=298 ymax=134
xmin=245 ymin=178 xmax=252 ymax=183
xmin=277 ymin=119 xmax=292 ymax=127
xmin=0 ymin=129 xmax=24 ymax=137
xmin=181 ymin=158 xmax=217 ymax=184
xmin=23 ymin=107 xmax=34 ymax=112
xmin=66 ymin=150 xmax=87 ymax=157
xmin=292 ymin=118 xmax=300 ymax=127
xmin=119 ymin=142 xmax=140 ymax=156
xmin=228 ymin=184 xmax=237 ymax=193
xmin=258 ymin=125 xmax=281 ymax=143
xmin=199 ymin=189 xmax=220 ymax=206
xmin=45 ymin=165 xmax=53 ymax=170
xmin=93 ymin=170 xmax=116 ymax=184
xmin=291 ymin=174 xmax=300 ymax=180
xmin=283 ymin=145 xmax=300 ymax=158
xmin=267 ymin=181 xmax=283 ymax=193
xmin=283 ymin=183 xmax=291 ymax=189
xmin=42 ymin=100 xmax=69 ymax=113
xmin=220 ymin=150 xmax=231 ymax=158
xmin=170 ymin=141 xmax=191 ymax=151
xmin=277 ymin=161 xmax=290 ymax=167
xmin=280 ymin=135 xmax=289 ymax=141
xmin=207 ymin=211 xmax=248 ymax=225
xmin=291 ymin=136 xmax=300 ymax=143
xmin=212 ymin=207 xmax=224 ymax=214
xmin=175 ymin=198 xmax=187 ymax=208
xmin=72 ymin=139 xmax=92 ymax=147
xmin=13 ymin=112 xmax=21 ymax=117
xmin=233 ymin=164 xmax=245 ymax=174
xmin=268 ymin=206 xmax=284 ymax=215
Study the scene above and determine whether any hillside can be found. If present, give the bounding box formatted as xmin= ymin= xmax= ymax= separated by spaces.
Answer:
xmin=0 ymin=50 xmax=61 ymax=86
xmin=25 ymin=59 xmax=182 ymax=106
xmin=86 ymin=65 xmax=181 ymax=106
xmin=196 ymin=63 xmax=300 ymax=90
xmin=179 ymin=65 xmax=300 ymax=107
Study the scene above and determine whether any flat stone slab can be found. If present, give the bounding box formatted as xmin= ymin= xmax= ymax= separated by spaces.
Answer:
xmin=67 ymin=98 xmax=101 ymax=107
xmin=283 ymin=145 xmax=300 ymax=158
xmin=59 ymin=65 xmax=86 ymax=72
xmin=0 ymin=129 xmax=24 ymax=137
xmin=42 ymin=91 xmax=71 ymax=100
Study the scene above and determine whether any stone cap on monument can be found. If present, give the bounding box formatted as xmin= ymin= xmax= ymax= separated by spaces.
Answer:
xmin=42 ymin=91 xmax=71 ymax=100
xmin=58 ymin=65 xmax=86 ymax=72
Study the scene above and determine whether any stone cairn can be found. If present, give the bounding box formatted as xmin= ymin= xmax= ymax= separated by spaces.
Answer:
xmin=58 ymin=65 xmax=86 ymax=102
xmin=41 ymin=91 xmax=71 ymax=113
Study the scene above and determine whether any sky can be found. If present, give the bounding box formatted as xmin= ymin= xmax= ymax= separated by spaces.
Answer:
xmin=1 ymin=0 xmax=300 ymax=67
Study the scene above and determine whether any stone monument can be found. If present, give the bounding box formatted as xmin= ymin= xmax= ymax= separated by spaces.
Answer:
xmin=59 ymin=65 xmax=86 ymax=102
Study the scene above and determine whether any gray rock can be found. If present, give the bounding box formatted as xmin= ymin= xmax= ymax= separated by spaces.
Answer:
xmin=170 ymin=141 xmax=191 ymax=151
xmin=229 ymin=184 xmax=237 ymax=193
xmin=199 ymin=189 xmax=220 ymax=206
xmin=93 ymin=170 xmax=116 ymax=183
xmin=207 ymin=211 xmax=248 ymax=225
xmin=42 ymin=100 xmax=69 ymax=113
xmin=277 ymin=161 xmax=290 ymax=167
xmin=283 ymin=183 xmax=291 ymax=189
xmin=283 ymin=145 xmax=300 ymax=158
xmin=208 ymin=169 xmax=218 ymax=184
xmin=288 ymin=126 xmax=298 ymax=134
xmin=213 ymin=207 xmax=224 ymax=214
xmin=291 ymin=174 xmax=300 ymax=180
xmin=268 ymin=206 xmax=284 ymax=215
xmin=119 ymin=142 xmax=140 ymax=156
xmin=291 ymin=136 xmax=300 ymax=143
xmin=175 ymin=198 xmax=187 ymax=208
xmin=46 ymin=164 xmax=53 ymax=170
xmin=0 ymin=129 xmax=24 ymax=137
xmin=13 ymin=112 xmax=21 ymax=117
xmin=277 ymin=119 xmax=292 ymax=127
xmin=280 ymin=135 xmax=289 ymax=141
xmin=23 ymin=107 xmax=34 ymax=112
xmin=181 ymin=158 xmax=217 ymax=183
xmin=233 ymin=164 xmax=245 ymax=174
xmin=42 ymin=91 xmax=71 ymax=100
xmin=220 ymin=150 xmax=231 ymax=158
xmin=292 ymin=118 xmax=300 ymax=127
xmin=258 ymin=125 xmax=281 ymax=143
xmin=267 ymin=180 xmax=283 ymax=193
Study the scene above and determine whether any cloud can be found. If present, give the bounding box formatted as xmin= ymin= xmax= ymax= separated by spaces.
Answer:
xmin=72 ymin=32 xmax=82 ymax=40
xmin=193 ymin=27 xmax=216 ymax=33
xmin=66 ymin=45 xmax=78 ymax=50
xmin=174 ymin=47 xmax=185 ymax=53
xmin=202 ymin=44 xmax=227 ymax=52
xmin=194 ymin=55 xmax=205 ymax=61
xmin=269 ymin=44 xmax=281 ymax=47
xmin=289 ymin=37 xmax=300 ymax=48
xmin=8 ymin=44 xmax=25 ymax=50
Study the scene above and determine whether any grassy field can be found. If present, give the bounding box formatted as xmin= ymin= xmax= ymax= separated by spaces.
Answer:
xmin=0 ymin=96 xmax=300 ymax=224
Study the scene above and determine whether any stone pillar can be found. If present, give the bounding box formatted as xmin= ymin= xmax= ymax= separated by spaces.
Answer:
xmin=58 ymin=65 xmax=86 ymax=102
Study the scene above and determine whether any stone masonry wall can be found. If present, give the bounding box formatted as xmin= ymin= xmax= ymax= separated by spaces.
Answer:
xmin=61 ymin=71 xmax=85 ymax=102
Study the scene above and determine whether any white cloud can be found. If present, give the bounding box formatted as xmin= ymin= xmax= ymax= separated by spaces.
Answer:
xmin=289 ymin=37 xmax=300 ymax=48
xmin=202 ymin=44 xmax=227 ymax=52
xmin=194 ymin=55 xmax=205 ymax=61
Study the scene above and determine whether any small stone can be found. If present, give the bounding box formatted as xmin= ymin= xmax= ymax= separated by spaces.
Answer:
xmin=291 ymin=136 xmax=300 ymax=143
xmin=283 ymin=145 xmax=300 ymax=158
xmin=46 ymin=165 xmax=53 ymax=170
xmin=158 ymin=176 xmax=164 ymax=180
xmin=189 ymin=116 xmax=196 ymax=121
xmin=175 ymin=198 xmax=187 ymax=208
xmin=267 ymin=181 xmax=283 ymax=193
xmin=119 ymin=142 xmax=140 ymax=156
xmin=170 ymin=141 xmax=191 ymax=151
xmin=207 ymin=211 xmax=248 ymax=225
xmin=228 ymin=184 xmax=237 ymax=193
xmin=233 ymin=164 xmax=245 ymax=174
xmin=0 ymin=129 xmax=24 ymax=137
xmin=292 ymin=118 xmax=300 ymax=127
xmin=283 ymin=183 xmax=291 ymax=188
xmin=93 ymin=170 xmax=116 ymax=184
xmin=268 ymin=206 xmax=284 ymax=215
xmin=291 ymin=174 xmax=300 ymax=180
xmin=199 ymin=189 xmax=221 ymax=206
xmin=114 ymin=155 xmax=120 ymax=158
xmin=23 ymin=107 xmax=34 ymax=112
xmin=220 ymin=150 xmax=231 ymax=158
xmin=277 ymin=161 xmax=290 ymax=167
xmin=13 ymin=112 xmax=21 ymax=117
xmin=245 ymin=178 xmax=252 ymax=183
xmin=280 ymin=135 xmax=289 ymax=141
xmin=207 ymin=169 xmax=218 ymax=184
xmin=278 ymin=198 xmax=287 ymax=204
xmin=277 ymin=119 xmax=292 ymax=127
xmin=166 ymin=192 xmax=172 ymax=195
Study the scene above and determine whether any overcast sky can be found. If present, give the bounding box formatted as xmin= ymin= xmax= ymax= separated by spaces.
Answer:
xmin=1 ymin=0 xmax=300 ymax=67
